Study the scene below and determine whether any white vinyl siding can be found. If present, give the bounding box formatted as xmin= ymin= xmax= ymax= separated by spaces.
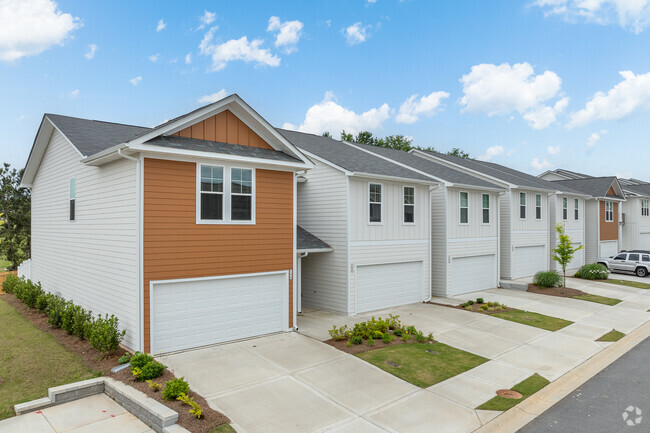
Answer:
xmin=30 ymin=130 xmax=139 ymax=350
xmin=550 ymin=195 xmax=585 ymax=272
xmin=584 ymin=200 xmax=601 ymax=265
xmin=447 ymin=188 xmax=497 ymax=239
xmin=430 ymin=187 xmax=448 ymax=298
xmin=500 ymin=192 xmax=513 ymax=279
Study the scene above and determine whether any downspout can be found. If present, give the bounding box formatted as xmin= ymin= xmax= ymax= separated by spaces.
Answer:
xmin=497 ymin=191 xmax=506 ymax=287
xmin=424 ymin=184 xmax=439 ymax=303
xmin=117 ymin=149 xmax=143 ymax=352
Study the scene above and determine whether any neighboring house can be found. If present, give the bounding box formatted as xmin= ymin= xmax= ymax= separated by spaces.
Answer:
xmin=20 ymin=94 xmax=316 ymax=355
xmin=411 ymin=151 xmax=587 ymax=279
xmin=278 ymin=129 xmax=437 ymax=314
xmin=339 ymin=141 xmax=506 ymax=297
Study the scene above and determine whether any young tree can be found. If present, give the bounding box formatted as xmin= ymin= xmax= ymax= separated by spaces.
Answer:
xmin=552 ymin=223 xmax=583 ymax=288
xmin=0 ymin=163 xmax=31 ymax=270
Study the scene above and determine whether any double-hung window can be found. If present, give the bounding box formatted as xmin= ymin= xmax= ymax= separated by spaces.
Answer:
xmin=200 ymin=165 xmax=224 ymax=221
xmin=535 ymin=194 xmax=542 ymax=220
xmin=642 ymin=199 xmax=649 ymax=217
xmin=231 ymin=168 xmax=253 ymax=221
xmin=369 ymin=183 xmax=382 ymax=223
xmin=519 ymin=192 xmax=526 ymax=219
xmin=460 ymin=192 xmax=469 ymax=224
xmin=403 ymin=186 xmax=415 ymax=224
xmin=562 ymin=197 xmax=568 ymax=220
xmin=574 ymin=198 xmax=579 ymax=220
xmin=605 ymin=201 xmax=614 ymax=222
xmin=69 ymin=178 xmax=76 ymax=221
xmin=482 ymin=194 xmax=490 ymax=224
xmin=199 ymin=165 xmax=254 ymax=223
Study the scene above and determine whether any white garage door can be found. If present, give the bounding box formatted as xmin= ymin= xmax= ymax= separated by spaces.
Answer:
xmin=640 ymin=233 xmax=650 ymax=250
xmin=356 ymin=261 xmax=422 ymax=313
xmin=449 ymin=255 xmax=497 ymax=296
xmin=514 ymin=245 xmax=546 ymax=278
xmin=600 ymin=241 xmax=619 ymax=258
xmin=151 ymin=272 xmax=288 ymax=355
xmin=567 ymin=244 xmax=584 ymax=269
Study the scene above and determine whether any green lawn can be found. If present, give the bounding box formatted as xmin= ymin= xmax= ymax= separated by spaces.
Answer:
xmin=0 ymin=297 xmax=97 ymax=420
xmin=571 ymin=293 xmax=621 ymax=306
xmin=356 ymin=343 xmax=487 ymax=388
xmin=477 ymin=374 xmax=550 ymax=411
xmin=601 ymin=279 xmax=650 ymax=290
xmin=491 ymin=310 xmax=573 ymax=331
xmin=597 ymin=329 xmax=626 ymax=342
xmin=210 ymin=424 xmax=237 ymax=433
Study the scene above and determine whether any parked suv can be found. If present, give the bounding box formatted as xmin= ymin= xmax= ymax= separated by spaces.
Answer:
xmin=597 ymin=252 xmax=650 ymax=277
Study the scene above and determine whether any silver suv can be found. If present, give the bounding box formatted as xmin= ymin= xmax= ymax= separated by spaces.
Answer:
xmin=597 ymin=252 xmax=650 ymax=277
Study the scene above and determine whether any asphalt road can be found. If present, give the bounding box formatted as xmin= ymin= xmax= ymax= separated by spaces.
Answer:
xmin=518 ymin=336 xmax=650 ymax=433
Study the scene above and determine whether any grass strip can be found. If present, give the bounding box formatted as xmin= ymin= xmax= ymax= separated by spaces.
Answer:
xmin=600 ymin=279 xmax=650 ymax=290
xmin=571 ymin=293 xmax=621 ymax=306
xmin=477 ymin=374 xmax=550 ymax=411
xmin=597 ymin=329 xmax=626 ymax=342
xmin=490 ymin=310 xmax=573 ymax=331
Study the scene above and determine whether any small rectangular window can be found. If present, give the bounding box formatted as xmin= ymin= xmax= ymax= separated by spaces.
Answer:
xmin=574 ymin=198 xmax=579 ymax=220
xmin=482 ymin=194 xmax=490 ymax=224
xmin=536 ymin=194 xmax=542 ymax=220
xmin=369 ymin=183 xmax=382 ymax=223
xmin=605 ymin=201 xmax=614 ymax=222
xmin=460 ymin=192 xmax=469 ymax=224
xmin=520 ymin=192 xmax=526 ymax=219
xmin=643 ymin=255 xmax=650 ymax=262
xmin=200 ymin=165 xmax=224 ymax=221
xmin=69 ymin=178 xmax=76 ymax=221
xmin=403 ymin=186 xmax=415 ymax=224
xmin=642 ymin=199 xmax=649 ymax=217
xmin=231 ymin=168 xmax=253 ymax=221
xmin=562 ymin=197 xmax=568 ymax=220
xmin=629 ymin=253 xmax=640 ymax=262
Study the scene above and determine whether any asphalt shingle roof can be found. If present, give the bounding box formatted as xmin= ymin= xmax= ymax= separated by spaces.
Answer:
xmin=619 ymin=182 xmax=650 ymax=197
xmin=297 ymin=226 xmax=332 ymax=251
xmin=551 ymin=177 xmax=624 ymax=199
xmin=277 ymin=129 xmax=434 ymax=182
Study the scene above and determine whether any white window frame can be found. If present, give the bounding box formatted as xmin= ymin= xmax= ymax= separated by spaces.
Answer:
xmin=562 ymin=197 xmax=568 ymax=220
xmin=368 ymin=182 xmax=383 ymax=225
xmin=196 ymin=163 xmax=256 ymax=225
xmin=519 ymin=192 xmax=527 ymax=220
xmin=69 ymin=177 xmax=76 ymax=222
xmin=574 ymin=198 xmax=579 ymax=220
xmin=605 ymin=201 xmax=614 ymax=222
xmin=459 ymin=191 xmax=469 ymax=225
xmin=402 ymin=185 xmax=416 ymax=225
xmin=535 ymin=194 xmax=542 ymax=220
xmin=482 ymin=193 xmax=490 ymax=225
xmin=642 ymin=199 xmax=649 ymax=217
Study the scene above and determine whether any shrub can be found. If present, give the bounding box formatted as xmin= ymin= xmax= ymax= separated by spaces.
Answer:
xmin=372 ymin=330 xmax=383 ymax=339
xmin=464 ymin=305 xmax=473 ymax=310
xmin=46 ymin=294 xmax=67 ymax=329
xmin=476 ymin=298 xmax=484 ymax=304
xmin=467 ymin=300 xmax=474 ymax=305
xmin=349 ymin=336 xmax=363 ymax=345
xmin=88 ymin=313 xmax=126 ymax=355
xmin=130 ymin=352 xmax=155 ymax=369
xmin=534 ymin=271 xmax=562 ymax=288
xmin=393 ymin=328 xmax=403 ymax=337
xmin=118 ymin=352 xmax=132 ymax=365
xmin=2 ymin=274 xmax=20 ymax=294
xmin=328 ymin=325 xmax=349 ymax=341
xmin=162 ymin=377 xmax=190 ymax=401
xmin=60 ymin=301 xmax=76 ymax=334
xmin=401 ymin=333 xmax=411 ymax=342
xmin=72 ymin=307 xmax=92 ymax=339
xmin=132 ymin=367 xmax=143 ymax=380
xmin=138 ymin=361 xmax=166 ymax=381
xmin=480 ymin=304 xmax=489 ymax=310
xmin=382 ymin=333 xmax=394 ymax=344
xmin=388 ymin=314 xmax=401 ymax=330
xmin=35 ymin=292 xmax=52 ymax=312
xmin=18 ymin=280 xmax=43 ymax=308
xmin=146 ymin=380 xmax=161 ymax=392
xmin=177 ymin=393 xmax=203 ymax=419
xmin=366 ymin=336 xmax=375 ymax=346
xmin=576 ymin=263 xmax=610 ymax=280
xmin=415 ymin=331 xmax=427 ymax=343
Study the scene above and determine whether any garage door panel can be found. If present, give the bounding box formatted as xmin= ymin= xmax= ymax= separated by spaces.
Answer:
xmin=640 ymin=233 xmax=650 ymax=250
xmin=151 ymin=272 xmax=287 ymax=355
xmin=600 ymin=241 xmax=618 ymax=258
xmin=450 ymin=255 xmax=496 ymax=296
xmin=356 ymin=261 xmax=422 ymax=313
xmin=514 ymin=245 xmax=546 ymax=279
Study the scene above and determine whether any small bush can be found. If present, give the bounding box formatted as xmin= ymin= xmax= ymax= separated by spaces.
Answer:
xmin=476 ymin=298 xmax=484 ymax=304
xmin=146 ymin=380 xmax=161 ymax=392
xmin=72 ymin=307 xmax=92 ymax=339
xmin=534 ymin=271 xmax=562 ymax=288
xmin=328 ymin=325 xmax=349 ymax=341
xmin=2 ymin=274 xmax=20 ymax=294
xmin=415 ymin=331 xmax=427 ymax=343
xmin=18 ymin=280 xmax=43 ymax=309
xmin=132 ymin=367 xmax=143 ymax=380
xmin=480 ymin=304 xmax=489 ymax=310
xmin=130 ymin=352 xmax=155 ymax=369
xmin=177 ymin=393 xmax=203 ymax=419
xmin=575 ymin=263 xmax=610 ymax=280
xmin=382 ymin=333 xmax=394 ymax=344
xmin=35 ymin=292 xmax=52 ymax=312
xmin=60 ymin=301 xmax=76 ymax=334
xmin=88 ymin=313 xmax=126 ymax=355
xmin=118 ymin=352 xmax=132 ymax=364
xmin=138 ymin=361 xmax=166 ymax=381
xmin=393 ymin=328 xmax=403 ymax=337
xmin=349 ymin=336 xmax=363 ymax=345
xmin=162 ymin=377 xmax=190 ymax=401
xmin=46 ymin=294 xmax=67 ymax=329
xmin=366 ymin=336 xmax=375 ymax=346
xmin=464 ymin=305 xmax=473 ymax=310
xmin=372 ymin=330 xmax=383 ymax=339
xmin=401 ymin=333 xmax=411 ymax=342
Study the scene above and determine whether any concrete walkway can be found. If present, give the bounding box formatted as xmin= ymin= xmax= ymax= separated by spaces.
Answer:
xmin=0 ymin=394 xmax=153 ymax=433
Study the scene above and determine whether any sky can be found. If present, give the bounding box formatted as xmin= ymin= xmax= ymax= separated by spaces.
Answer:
xmin=2 ymin=0 xmax=650 ymax=179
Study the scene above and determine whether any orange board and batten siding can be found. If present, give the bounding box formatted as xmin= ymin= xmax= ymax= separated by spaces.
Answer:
xmin=142 ymin=157 xmax=294 ymax=353
xmin=173 ymin=110 xmax=273 ymax=150
xmin=600 ymin=201 xmax=619 ymax=241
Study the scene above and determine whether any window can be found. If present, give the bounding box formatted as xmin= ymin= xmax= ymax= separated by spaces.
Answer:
xmin=369 ymin=183 xmax=382 ymax=223
xmin=643 ymin=255 xmax=650 ymax=262
xmin=460 ymin=192 xmax=469 ymax=224
xmin=629 ymin=253 xmax=640 ymax=262
xmin=519 ymin=192 xmax=526 ymax=219
xmin=574 ymin=198 xmax=579 ymax=220
xmin=198 ymin=164 xmax=255 ymax=223
xmin=69 ymin=178 xmax=76 ymax=221
xmin=642 ymin=199 xmax=649 ymax=217
xmin=482 ymin=194 xmax=490 ymax=224
xmin=536 ymin=194 xmax=542 ymax=220
xmin=615 ymin=253 xmax=627 ymax=260
xmin=605 ymin=201 xmax=614 ymax=222
xmin=403 ymin=186 xmax=415 ymax=224
xmin=562 ymin=197 xmax=568 ymax=220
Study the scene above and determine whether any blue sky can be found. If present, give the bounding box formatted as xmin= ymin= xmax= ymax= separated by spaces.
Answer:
xmin=2 ymin=0 xmax=650 ymax=179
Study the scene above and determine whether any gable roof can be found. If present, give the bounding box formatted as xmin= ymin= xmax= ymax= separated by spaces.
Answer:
xmin=541 ymin=168 xmax=592 ymax=180
xmin=297 ymin=226 xmax=333 ymax=252
xmin=550 ymin=177 xmax=625 ymax=199
xmin=620 ymin=182 xmax=650 ymax=197
xmin=343 ymin=142 xmax=504 ymax=190
xmin=277 ymin=129 xmax=435 ymax=183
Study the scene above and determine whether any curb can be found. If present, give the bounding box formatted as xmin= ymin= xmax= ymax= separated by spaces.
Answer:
xmin=473 ymin=320 xmax=650 ymax=433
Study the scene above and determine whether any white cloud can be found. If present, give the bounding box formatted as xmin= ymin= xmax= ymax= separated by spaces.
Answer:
xmin=477 ymin=145 xmax=505 ymax=161
xmin=547 ymin=145 xmax=561 ymax=154
xmin=185 ymin=53 xmax=191 ymax=64
xmin=197 ymin=10 xmax=215 ymax=30
xmin=16 ymin=114 xmax=27 ymax=122
xmin=197 ymin=89 xmax=228 ymax=104
xmin=267 ymin=16 xmax=304 ymax=53
xmin=70 ymin=89 xmax=79 ymax=98
xmin=282 ymin=91 xmax=390 ymax=136
xmin=568 ymin=71 xmax=650 ymax=128
xmin=344 ymin=22 xmax=370 ymax=44
xmin=533 ymin=0 xmax=650 ymax=33
xmin=199 ymin=27 xmax=280 ymax=71
xmin=129 ymin=76 xmax=142 ymax=86
xmin=395 ymin=91 xmax=450 ymax=124
xmin=0 ymin=0 xmax=81 ymax=62
xmin=586 ymin=129 xmax=608 ymax=147
xmin=531 ymin=157 xmax=551 ymax=170
xmin=367 ymin=0 xmax=377 ymax=3
xmin=156 ymin=19 xmax=166 ymax=32
xmin=460 ymin=62 xmax=567 ymax=129
xmin=84 ymin=43 xmax=97 ymax=60
xmin=325 ymin=19 xmax=332 ymax=28
xmin=148 ymin=53 xmax=160 ymax=62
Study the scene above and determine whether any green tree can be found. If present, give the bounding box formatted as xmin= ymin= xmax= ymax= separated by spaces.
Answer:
xmin=0 ymin=163 xmax=31 ymax=270
xmin=447 ymin=147 xmax=470 ymax=159
xmin=552 ymin=224 xmax=583 ymax=288
xmin=339 ymin=130 xmax=469 ymax=157
xmin=321 ymin=131 xmax=332 ymax=138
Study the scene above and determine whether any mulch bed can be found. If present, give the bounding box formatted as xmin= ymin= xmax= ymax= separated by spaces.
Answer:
xmin=527 ymin=283 xmax=587 ymax=298
xmin=1 ymin=292 xmax=229 ymax=432
xmin=325 ymin=336 xmax=436 ymax=355
xmin=428 ymin=301 xmax=517 ymax=315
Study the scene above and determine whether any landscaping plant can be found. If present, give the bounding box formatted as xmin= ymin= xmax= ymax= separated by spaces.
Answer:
xmin=177 ymin=392 xmax=203 ymax=419
xmin=162 ymin=377 xmax=190 ymax=401
xmin=45 ymin=294 xmax=67 ymax=329
xmin=1 ymin=273 xmax=19 ymax=294
xmin=575 ymin=263 xmax=609 ymax=280
xmin=118 ymin=352 xmax=132 ymax=364
xmin=533 ymin=271 xmax=562 ymax=288
xmin=552 ymin=224 xmax=584 ymax=287
xmin=138 ymin=361 xmax=166 ymax=381
xmin=129 ymin=352 xmax=155 ymax=369
xmin=146 ymin=380 xmax=162 ymax=392
xmin=87 ymin=313 xmax=126 ymax=355
xmin=35 ymin=292 xmax=52 ymax=312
